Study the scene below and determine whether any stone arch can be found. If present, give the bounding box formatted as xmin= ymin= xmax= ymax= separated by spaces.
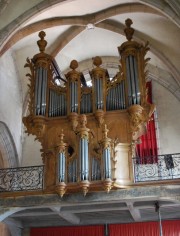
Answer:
xmin=0 ymin=122 xmax=19 ymax=168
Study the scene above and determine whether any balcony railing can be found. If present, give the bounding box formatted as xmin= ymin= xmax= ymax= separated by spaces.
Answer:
xmin=0 ymin=165 xmax=44 ymax=192
xmin=133 ymin=153 xmax=180 ymax=182
xmin=0 ymin=154 xmax=180 ymax=193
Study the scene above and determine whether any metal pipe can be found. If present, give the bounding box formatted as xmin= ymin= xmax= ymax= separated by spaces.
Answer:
xmin=40 ymin=68 xmax=44 ymax=115
xmin=129 ymin=55 xmax=137 ymax=104
xmin=74 ymin=159 xmax=77 ymax=182
xmin=118 ymin=84 xmax=122 ymax=109
xmin=52 ymin=90 xmax=55 ymax=117
xmin=62 ymin=152 xmax=65 ymax=182
xmin=85 ymin=139 xmax=88 ymax=180
xmin=133 ymin=57 xmax=140 ymax=104
xmin=126 ymin=57 xmax=132 ymax=106
xmin=85 ymin=94 xmax=88 ymax=113
xmin=108 ymin=88 xmax=111 ymax=110
xmin=84 ymin=138 xmax=86 ymax=180
xmin=108 ymin=148 xmax=111 ymax=178
xmin=56 ymin=92 xmax=59 ymax=116
xmin=50 ymin=90 xmax=52 ymax=117
xmin=37 ymin=67 xmax=42 ymax=115
xmin=103 ymin=149 xmax=107 ymax=179
xmin=35 ymin=68 xmax=39 ymax=115
xmin=54 ymin=91 xmax=57 ymax=116
xmin=64 ymin=94 xmax=67 ymax=115
xmin=49 ymin=90 xmax=51 ymax=117
xmin=82 ymin=138 xmax=85 ymax=181
xmin=41 ymin=69 xmax=47 ymax=116
xmin=123 ymin=82 xmax=125 ymax=109
xmin=59 ymin=94 xmax=61 ymax=116
xmin=61 ymin=94 xmax=63 ymax=116
xmin=99 ymin=79 xmax=103 ymax=109
xmin=70 ymin=82 xmax=73 ymax=112
xmin=155 ymin=202 xmax=163 ymax=236
xmin=73 ymin=82 xmax=75 ymax=112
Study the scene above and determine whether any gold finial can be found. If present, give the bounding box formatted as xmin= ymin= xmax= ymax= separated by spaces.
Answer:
xmin=59 ymin=129 xmax=64 ymax=144
xmin=124 ymin=18 xmax=134 ymax=41
xmin=65 ymin=60 xmax=80 ymax=82
xmin=37 ymin=31 xmax=47 ymax=53
xmin=93 ymin=56 xmax=102 ymax=67
xmin=70 ymin=60 xmax=78 ymax=70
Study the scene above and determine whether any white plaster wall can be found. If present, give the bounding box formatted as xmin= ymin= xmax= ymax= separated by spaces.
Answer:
xmin=153 ymin=81 xmax=180 ymax=155
xmin=21 ymin=134 xmax=42 ymax=166
xmin=0 ymin=50 xmax=23 ymax=163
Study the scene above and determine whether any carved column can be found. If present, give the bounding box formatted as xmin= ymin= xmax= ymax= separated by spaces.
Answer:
xmin=77 ymin=114 xmax=90 ymax=196
xmin=100 ymin=124 xmax=113 ymax=192
xmin=114 ymin=143 xmax=134 ymax=186
xmin=56 ymin=130 xmax=67 ymax=197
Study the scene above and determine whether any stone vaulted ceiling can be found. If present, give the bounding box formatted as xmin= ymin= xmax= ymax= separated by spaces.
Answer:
xmin=0 ymin=0 xmax=180 ymax=107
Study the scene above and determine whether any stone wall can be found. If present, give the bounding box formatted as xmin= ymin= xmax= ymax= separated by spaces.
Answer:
xmin=0 ymin=50 xmax=23 ymax=164
xmin=153 ymin=80 xmax=180 ymax=154
xmin=0 ymin=223 xmax=11 ymax=236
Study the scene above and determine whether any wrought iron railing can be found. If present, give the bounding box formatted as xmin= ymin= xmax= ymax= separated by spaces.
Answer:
xmin=133 ymin=153 xmax=180 ymax=182
xmin=0 ymin=165 xmax=44 ymax=192
xmin=0 ymin=154 xmax=179 ymax=192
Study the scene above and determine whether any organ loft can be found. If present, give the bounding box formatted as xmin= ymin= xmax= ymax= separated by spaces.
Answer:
xmin=23 ymin=19 xmax=155 ymax=197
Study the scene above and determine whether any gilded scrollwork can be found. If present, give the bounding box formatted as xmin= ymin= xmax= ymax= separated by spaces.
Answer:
xmin=128 ymin=104 xmax=148 ymax=140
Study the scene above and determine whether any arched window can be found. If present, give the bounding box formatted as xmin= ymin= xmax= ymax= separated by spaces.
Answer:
xmin=0 ymin=122 xmax=19 ymax=168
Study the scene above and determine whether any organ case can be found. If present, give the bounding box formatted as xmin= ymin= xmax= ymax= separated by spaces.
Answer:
xmin=23 ymin=19 xmax=154 ymax=196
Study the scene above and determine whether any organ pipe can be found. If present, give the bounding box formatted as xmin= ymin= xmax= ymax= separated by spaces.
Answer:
xmin=57 ymin=131 xmax=67 ymax=183
xmin=91 ymin=56 xmax=106 ymax=112
xmin=77 ymin=115 xmax=90 ymax=195
xmin=80 ymin=88 xmax=92 ymax=114
xmin=33 ymin=31 xmax=49 ymax=116
xmin=100 ymin=124 xmax=113 ymax=192
xmin=65 ymin=60 xmax=81 ymax=115
xmin=101 ymin=125 xmax=112 ymax=180
xmin=118 ymin=18 xmax=149 ymax=107
xmin=55 ymin=130 xmax=67 ymax=197
xmin=103 ymin=148 xmax=111 ymax=179
xmin=91 ymin=158 xmax=101 ymax=181
xmin=58 ymin=152 xmax=65 ymax=182
xmin=49 ymin=89 xmax=67 ymax=117
xmin=126 ymin=55 xmax=140 ymax=106
xmin=78 ymin=115 xmax=89 ymax=181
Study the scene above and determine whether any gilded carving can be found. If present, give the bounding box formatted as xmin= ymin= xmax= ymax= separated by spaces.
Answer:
xmin=95 ymin=109 xmax=104 ymax=127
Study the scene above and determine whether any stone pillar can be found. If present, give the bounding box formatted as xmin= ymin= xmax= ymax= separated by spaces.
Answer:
xmin=0 ymin=222 xmax=11 ymax=236
xmin=114 ymin=143 xmax=134 ymax=186
xmin=3 ymin=219 xmax=22 ymax=236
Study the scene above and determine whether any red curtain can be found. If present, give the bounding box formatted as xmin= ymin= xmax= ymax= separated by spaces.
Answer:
xmin=109 ymin=220 xmax=180 ymax=236
xmin=30 ymin=225 xmax=104 ymax=236
xmin=136 ymin=81 xmax=158 ymax=163
xmin=31 ymin=221 xmax=180 ymax=236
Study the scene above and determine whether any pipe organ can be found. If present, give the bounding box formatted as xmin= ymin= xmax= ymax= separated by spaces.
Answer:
xmin=23 ymin=19 xmax=154 ymax=196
